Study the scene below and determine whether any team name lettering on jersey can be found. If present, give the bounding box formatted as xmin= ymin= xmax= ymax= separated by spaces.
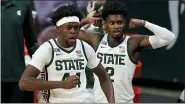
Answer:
xmin=55 ymin=59 xmax=85 ymax=71
xmin=97 ymin=52 xmax=125 ymax=65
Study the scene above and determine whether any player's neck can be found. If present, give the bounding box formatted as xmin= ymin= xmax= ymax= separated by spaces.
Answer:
xmin=107 ymin=36 xmax=124 ymax=48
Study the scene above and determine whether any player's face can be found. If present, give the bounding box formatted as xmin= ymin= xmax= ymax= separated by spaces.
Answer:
xmin=57 ymin=22 xmax=80 ymax=47
xmin=105 ymin=15 xmax=126 ymax=39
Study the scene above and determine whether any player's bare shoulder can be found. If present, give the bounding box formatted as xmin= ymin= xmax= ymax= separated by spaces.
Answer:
xmin=127 ymin=35 xmax=145 ymax=63
xmin=78 ymin=30 xmax=104 ymax=51
xmin=127 ymin=35 xmax=141 ymax=52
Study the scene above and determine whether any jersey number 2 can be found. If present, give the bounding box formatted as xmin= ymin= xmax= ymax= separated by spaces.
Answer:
xmin=62 ymin=73 xmax=81 ymax=88
xmin=105 ymin=67 xmax=114 ymax=82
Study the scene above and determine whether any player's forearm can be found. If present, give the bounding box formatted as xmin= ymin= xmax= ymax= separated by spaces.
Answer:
xmin=99 ymin=76 xmax=115 ymax=103
xmin=19 ymin=77 xmax=64 ymax=91
xmin=80 ymin=18 xmax=90 ymax=28
xmin=144 ymin=21 xmax=176 ymax=49
xmin=93 ymin=64 xmax=115 ymax=103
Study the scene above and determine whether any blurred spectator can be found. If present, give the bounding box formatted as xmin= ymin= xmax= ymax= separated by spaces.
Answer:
xmin=33 ymin=0 xmax=89 ymax=44
xmin=33 ymin=0 xmax=106 ymax=36
xmin=1 ymin=0 xmax=38 ymax=103
xmin=34 ymin=0 xmax=88 ymax=30
xmin=81 ymin=0 xmax=106 ymax=33
xmin=37 ymin=26 xmax=60 ymax=45
xmin=34 ymin=1 xmax=74 ymax=28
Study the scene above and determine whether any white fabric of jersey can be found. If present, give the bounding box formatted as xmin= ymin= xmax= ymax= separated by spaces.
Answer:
xmin=180 ymin=89 xmax=184 ymax=101
xmin=29 ymin=39 xmax=100 ymax=103
xmin=93 ymin=35 xmax=136 ymax=103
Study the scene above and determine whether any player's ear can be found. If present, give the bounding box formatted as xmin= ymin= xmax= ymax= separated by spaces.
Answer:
xmin=56 ymin=26 xmax=60 ymax=32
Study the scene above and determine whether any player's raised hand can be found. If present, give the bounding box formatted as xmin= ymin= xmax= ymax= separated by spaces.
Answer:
xmin=129 ymin=18 xmax=146 ymax=29
xmin=81 ymin=17 xmax=102 ymax=27
xmin=62 ymin=75 xmax=79 ymax=89
xmin=86 ymin=17 xmax=102 ymax=27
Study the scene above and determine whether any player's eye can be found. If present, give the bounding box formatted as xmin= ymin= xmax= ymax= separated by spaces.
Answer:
xmin=117 ymin=21 xmax=123 ymax=25
xmin=73 ymin=26 xmax=79 ymax=30
xmin=109 ymin=22 xmax=114 ymax=25
xmin=67 ymin=26 xmax=72 ymax=30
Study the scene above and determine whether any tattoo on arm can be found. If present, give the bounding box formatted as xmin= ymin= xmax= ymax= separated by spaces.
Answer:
xmin=137 ymin=35 xmax=153 ymax=49
xmin=78 ymin=30 xmax=100 ymax=49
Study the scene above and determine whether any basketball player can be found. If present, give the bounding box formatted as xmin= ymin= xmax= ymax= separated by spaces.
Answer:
xmin=77 ymin=1 xmax=176 ymax=103
xmin=35 ymin=17 xmax=102 ymax=103
xmin=18 ymin=4 xmax=115 ymax=103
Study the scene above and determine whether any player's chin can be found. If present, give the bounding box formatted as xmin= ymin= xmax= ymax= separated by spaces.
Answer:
xmin=67 ymin=39 xmax=76 ymax=46
xmin=113 ymin=34 xmax=123 ymax=39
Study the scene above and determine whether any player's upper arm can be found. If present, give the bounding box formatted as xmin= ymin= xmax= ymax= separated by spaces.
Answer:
xmin=78 ymin=30 xmax=100 ymax=48
xmin=28 ymin=41 xmax=52 ymax=72
xmin=82 ymin=42 xmax=100 ymax=69
xmin=133 ymin=35 xmax=153 ymax=49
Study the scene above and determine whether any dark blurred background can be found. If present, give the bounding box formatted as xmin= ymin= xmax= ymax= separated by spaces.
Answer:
xmin=21 ymin=0 xmax=185 ymax=103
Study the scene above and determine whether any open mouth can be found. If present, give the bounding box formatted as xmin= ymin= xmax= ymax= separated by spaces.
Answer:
xmin=113 ymin=30 xmax=121 ymax=35
xmin=68 ymin=37 xmax=76 ymax=43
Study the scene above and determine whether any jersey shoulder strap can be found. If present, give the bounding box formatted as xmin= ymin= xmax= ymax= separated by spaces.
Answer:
xmin=45 ymin=39 xmax=54 ymax=67
xmin=80 ymin=41 xmax=88 ymax=62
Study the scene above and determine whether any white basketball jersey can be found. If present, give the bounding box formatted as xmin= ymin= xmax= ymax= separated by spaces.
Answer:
xmin=94 ymin=35 xmax=136 ymax=103
xmin=43 ymin=39 xmax=96 ymax=103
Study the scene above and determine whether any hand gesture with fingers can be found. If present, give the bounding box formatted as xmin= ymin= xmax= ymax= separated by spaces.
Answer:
xmin=83 ymin=17 xmax=102 ymax=27
xmin=129 ymin=18 xmax=146 ymax=29
xmin=62 ymin=75 xmax=79 ymax=89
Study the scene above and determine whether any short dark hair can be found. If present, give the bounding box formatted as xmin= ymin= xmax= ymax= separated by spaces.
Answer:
xmin=102 ymin=1 xmax=128 ymax=20
xmin=50 ymin=4 xmax=83 ymax=26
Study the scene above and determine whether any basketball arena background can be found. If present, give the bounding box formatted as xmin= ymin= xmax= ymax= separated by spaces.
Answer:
xmin=22 ymin=0 xmax=185 ymax=103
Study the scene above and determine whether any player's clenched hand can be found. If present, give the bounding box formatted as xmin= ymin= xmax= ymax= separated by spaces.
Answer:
xmin=62 ymin=75 xmax=79 ymax=89
xmin=86 ymin=17 xmax=102 ymax=27
xmin=129 ymin=18 xmax=146 ymax=29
